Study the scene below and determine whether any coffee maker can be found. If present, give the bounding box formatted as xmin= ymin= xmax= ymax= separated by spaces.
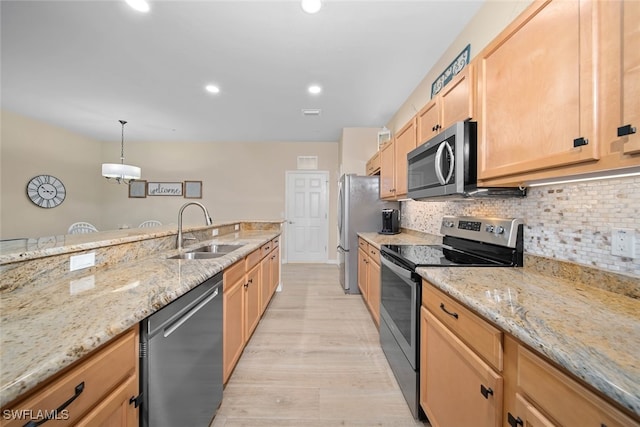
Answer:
xmin=380 ymin=209 xmax=400 ymax=234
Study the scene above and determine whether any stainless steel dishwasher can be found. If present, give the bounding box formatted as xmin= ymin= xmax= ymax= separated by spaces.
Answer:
xmin=140 ymin=272 xmax=223 ymax=427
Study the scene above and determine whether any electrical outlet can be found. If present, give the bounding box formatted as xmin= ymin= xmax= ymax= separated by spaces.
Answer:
xmin=611 ymin=228 xmax=636 ymax=258
xmin=70 ymin=252 xmax=96 ymax=271
xmin=234 ymin=224 xmax=239 ymax=231
xmin=212 ymin=228 xmax=219 ymax=236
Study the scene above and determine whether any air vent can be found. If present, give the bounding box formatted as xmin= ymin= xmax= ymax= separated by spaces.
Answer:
xmin=302 ymin=109 xmax=321 ymax=116
xmin=297 ymin=156 xmax=318 ymax=170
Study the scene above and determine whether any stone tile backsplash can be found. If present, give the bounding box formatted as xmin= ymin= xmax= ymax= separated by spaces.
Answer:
xmin=401 ymin=175 xmax=640 ymax=278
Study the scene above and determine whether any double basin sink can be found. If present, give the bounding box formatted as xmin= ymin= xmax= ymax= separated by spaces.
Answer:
xmin=168 ymin=244 xmax=244 ymax=260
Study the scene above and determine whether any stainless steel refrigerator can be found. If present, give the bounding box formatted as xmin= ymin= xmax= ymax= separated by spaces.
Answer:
xmin=337 ymin=174 xmax=398 ymax=294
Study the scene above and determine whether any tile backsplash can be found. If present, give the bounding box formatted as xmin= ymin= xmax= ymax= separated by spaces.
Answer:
xmin=401 ymin=175 xmax=640 ymax=278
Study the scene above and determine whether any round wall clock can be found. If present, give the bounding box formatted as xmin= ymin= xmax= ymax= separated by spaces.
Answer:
xmin=26 ymin=175 xmax=66 ymax=208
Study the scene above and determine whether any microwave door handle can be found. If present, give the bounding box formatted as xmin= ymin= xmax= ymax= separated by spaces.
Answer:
xmin=434 ymin=141 xmax=455 ymax=185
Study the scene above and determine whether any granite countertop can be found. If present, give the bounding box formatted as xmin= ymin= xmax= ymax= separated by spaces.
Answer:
xmin=359 ymin=230 xmax=639 ymax=418
xmin=0 ymin=229 xmax=280 ymax=407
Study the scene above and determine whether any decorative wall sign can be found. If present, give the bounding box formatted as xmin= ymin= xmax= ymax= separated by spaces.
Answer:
xmin=147 ymin=182 xmax=183 ymax=196
xmin=431 ymin=44 xmax=470 ymax=98
xmin=128 ymin=180 xmax=147 ymax=198
xmin=184 ymin=181 xmax=202 ymax=199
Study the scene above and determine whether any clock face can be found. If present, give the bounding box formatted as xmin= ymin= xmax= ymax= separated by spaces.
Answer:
xmin=27 ymin=175 xmax=66 ymax=208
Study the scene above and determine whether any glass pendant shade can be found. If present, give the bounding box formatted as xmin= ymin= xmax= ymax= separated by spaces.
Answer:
xmin=101 ymin=163 xmax=141 ymax=180
xmin=102 ymin=120 xmax=141 ymax=184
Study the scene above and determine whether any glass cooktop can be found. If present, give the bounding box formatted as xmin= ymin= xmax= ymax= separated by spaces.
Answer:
xmin=381 ymin=244 xmax=510 ymax=269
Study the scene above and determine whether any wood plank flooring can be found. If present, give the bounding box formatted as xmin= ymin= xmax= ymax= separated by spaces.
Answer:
xmin=211 ymin=263 xmax=429 ymax=427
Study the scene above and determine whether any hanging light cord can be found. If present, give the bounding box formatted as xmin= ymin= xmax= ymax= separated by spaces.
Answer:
xmin=119 ymin=119 xmax=127 ymax=165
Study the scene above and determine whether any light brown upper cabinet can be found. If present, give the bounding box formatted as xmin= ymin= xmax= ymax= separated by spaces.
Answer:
xmin=477 ymin=0 xmax=640 ymax=186
xmin=393 ymin=117 xmax=417 ymax=198
xmin=477 ymin=0 xmax=598 ymax=183
xmin=600 ymin=0 xmax=640 ymax=156
xmin=417 ymin=63 xmax=476 ymax=145
xmin=379 ymin=139 xmax=396 ymax=199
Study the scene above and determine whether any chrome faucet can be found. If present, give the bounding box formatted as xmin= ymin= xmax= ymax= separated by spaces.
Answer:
xmin=177 ymin=202 xmax=213 ymax=250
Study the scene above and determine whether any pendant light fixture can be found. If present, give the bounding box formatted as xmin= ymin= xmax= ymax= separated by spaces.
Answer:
xmin=301 ymin=0 xmax=322 ymax=14
xmin=101 ymin=120 xmax=141 ymax=184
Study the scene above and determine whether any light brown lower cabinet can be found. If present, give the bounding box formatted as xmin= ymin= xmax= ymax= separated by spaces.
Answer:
xmin=420 ymin=280 xmax=640 ymax=427
xmin=420 ymin=307 xmax=503 ymax=427
xmin=357 ymin=238 xmax=380 ymax=327
xmin=223 ymin=239 xmax=281 ymax=384
xmin=0 ymin=327 xmax=139 ymax=427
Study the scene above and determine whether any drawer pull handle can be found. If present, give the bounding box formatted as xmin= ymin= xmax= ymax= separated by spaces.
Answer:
xmin=507 ymin=413 xmax=523 ymax=427
xmin=617 ymin=124 xmax=636 ymax=137
xmin=23 ymin=382 xmax=85 ymax=426
xmin=439 ymin=303 xmax=459 ymax=319
xmin=480 ymin=384 xmax=493 ymax=399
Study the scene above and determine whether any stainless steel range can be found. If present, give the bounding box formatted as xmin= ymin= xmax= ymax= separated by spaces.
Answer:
xmin=379 ymin=215 xmax=524 ymax=419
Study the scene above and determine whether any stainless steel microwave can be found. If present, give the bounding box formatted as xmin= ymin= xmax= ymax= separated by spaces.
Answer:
xmin=406 ymin=121 xmax=526 ymax=200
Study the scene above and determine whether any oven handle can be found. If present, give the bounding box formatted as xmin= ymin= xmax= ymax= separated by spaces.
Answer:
xmin=380 ymin=253 xmax=415 ymax=282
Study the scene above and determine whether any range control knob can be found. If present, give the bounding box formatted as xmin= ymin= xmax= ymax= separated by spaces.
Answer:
xmin=443 ymin=221 xmax=455 ymax=228
xmin=495 ymin=226 xmax=505 ymax=235
xmin=485 ymin=225 xmax=495 ymax=233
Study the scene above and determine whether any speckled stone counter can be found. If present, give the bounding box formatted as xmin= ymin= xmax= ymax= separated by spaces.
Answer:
xmin=0 ymin=228 xmax=280 ymax=407
xmin=417 ymin=266 xmax=640 ymax=418
xmin=358 ymin=229 xmax=441 ymax=247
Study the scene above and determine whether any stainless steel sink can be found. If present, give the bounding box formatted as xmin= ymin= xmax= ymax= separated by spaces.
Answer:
xmin=191 ymin=244 xmax=243 ymax=254
xmin=167 ymin=252 xmax=226 ymax=260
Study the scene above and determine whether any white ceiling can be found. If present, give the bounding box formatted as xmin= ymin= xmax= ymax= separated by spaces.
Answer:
xmin=1 ymin=0 xmax=484 ymax=143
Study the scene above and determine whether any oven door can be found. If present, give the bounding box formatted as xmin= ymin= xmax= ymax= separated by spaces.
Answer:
xmin=380 ymin=252 xmax=420 ymax=369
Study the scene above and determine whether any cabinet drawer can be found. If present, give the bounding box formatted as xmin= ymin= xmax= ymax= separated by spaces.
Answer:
xmin=358 ymin=238 xmax=368 ymax=252
xmin=271 ymin=236 xmax=280 ymax=250
xmin=224 ymin=260 xmax=245 ymax=290
xmin=245 ymin=248 xmax=262 ymax=270
xmin=422 ymin=281 xmax=503 ymax=371
xmin=260 ymin=242 xmax=271 ymax=258
xmin=368 ymin=245 xmax=380 ymax=265
xmin=2 ymin=328 xmax=137 ymax=427
xmin=517 ymin=346 xmax=640 ymax=427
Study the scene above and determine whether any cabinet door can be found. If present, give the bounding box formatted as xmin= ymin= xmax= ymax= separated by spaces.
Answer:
xmin=260 ymin=255 xmax=271 ymax=315
xmin=379 ymin=140 xmax=396 ymax=199
xmin=368 ymin=256 xmax=380 ymax=327
xmin=440 ymin=63 xmax=475 ymax=130
xmin=417 ymin=98 xmax=440 ymax=145
xmin=394 ymin=117 xmax=417 ymax=197
xmin=244 ymin=263 xmax=261 ymax=340
xmin=357 ymin=247 xmax=368 ymax=297
xmin=269 ymin=247 xmax=280 ymax=296
xmin=223 ymin=277 xmax=245 ymax=384
xmin=421 ymin=308 xmax=502 ymax=427
xmin=76 ymin=373 xmax=138 ymax=427
xmin=622 ymin=0 xmax=640 ymax=154
xmin=507 ymin=393 xmax=556 ymax=427
xmin=478 ymin=0 xmax=597 ymax=181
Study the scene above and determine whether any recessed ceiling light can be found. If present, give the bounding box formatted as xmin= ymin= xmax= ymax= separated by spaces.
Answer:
xmin=301 ymin=0 xmax=322 ymax=14
xmin=126 ymin=0 xmax=150 ymax=13
xmin=308 ymin=85 xmax=322 ymax=95
xmin=205 ymin=85 xmax=220 ymax=94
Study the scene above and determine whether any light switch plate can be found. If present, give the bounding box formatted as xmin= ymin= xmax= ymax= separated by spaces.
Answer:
xmin=70 ymin=252 xmax=96 ymax=271
xmin=611 ymin=228 xmax=636 ymax=258
xmin=212 ymin=229 xmax=219 ymax=236
xmin=234 ymin=224 xmax=239 ymax=231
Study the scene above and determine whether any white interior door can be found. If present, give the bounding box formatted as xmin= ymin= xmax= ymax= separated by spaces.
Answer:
xmin=285 ymin=171 xmax=328 ymax=263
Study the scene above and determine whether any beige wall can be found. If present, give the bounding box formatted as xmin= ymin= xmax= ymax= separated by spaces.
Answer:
xmin=338 ymin=127 xmax=380 ymax=176
xmin=1 ymin=110 xmax=104 ymax=238
xmin=386 ymin=0 xmax=533 ymax=135
xmin=1 ymin=110 xmax=340 ymax=260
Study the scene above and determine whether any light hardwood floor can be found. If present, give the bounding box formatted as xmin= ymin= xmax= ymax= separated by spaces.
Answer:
xmin=211 ymin=263 xmax=428 ymax=427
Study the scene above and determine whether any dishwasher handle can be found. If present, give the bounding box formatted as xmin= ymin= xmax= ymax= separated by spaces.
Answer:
xmin=163 ymin=287 xmax=219 ymax=338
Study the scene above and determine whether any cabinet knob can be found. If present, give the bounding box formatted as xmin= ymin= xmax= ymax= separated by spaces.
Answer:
xmin=507 ymin=413 xmax=523 ymax=427
xmin=617 ymin=124 xmax=637 ymax=137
